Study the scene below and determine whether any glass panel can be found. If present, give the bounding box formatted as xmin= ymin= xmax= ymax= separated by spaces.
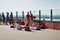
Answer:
xmin=18 ymin=11 xmax=22 ymax=19
xmin=32 ymin=10 xmax=39 ymax=20
xmin=41 ymin=10 xmax=50 ymax=21
xmin=53 ymin=9 xmax=60 ymax=21
xmin=12 ymin=11 xmax=16 ymax=19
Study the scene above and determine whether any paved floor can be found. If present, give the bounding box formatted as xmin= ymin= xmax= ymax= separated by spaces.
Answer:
xmin=0 ymin=25 xmax=60 ymax=40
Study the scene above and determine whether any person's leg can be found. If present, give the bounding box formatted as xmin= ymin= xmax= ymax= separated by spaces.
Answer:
xmin=36 ymin=26 xmax=41 ymax=30
xmin=17 ymin=27 xmax=23 ymax=30
xmin=6 ymin=19 xmax=10 ymax=25
xmin=36 ymin=28 xmax=41 ymax=30
xmin=3 ymin=19 xmax=5 ymax=24
xmin=9 ymin=19 xmax=12 ymax=24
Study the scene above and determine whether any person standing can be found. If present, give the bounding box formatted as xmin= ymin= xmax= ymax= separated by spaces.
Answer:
xmin=25 ymin=12 xmax=33 ymax=31
xmin=30 ymin=13 xmax=33 ymax=20
xmin=30 ymin=11 xmax=33 ymax=20
xmin=10 ymin=12 xmax=13 ymax=24
xmin=26 ymin=12 xmax=30 ymax=21
xmin=6 ymin=12 xmax=9 ymax=25
xmin=2 ymin=12 xmax=5 ymax=24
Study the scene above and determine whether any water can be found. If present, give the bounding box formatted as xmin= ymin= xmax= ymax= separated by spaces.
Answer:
xmin=35 ymin=18 xmax=60 ymax=21
xmin=1 ymin=9 xmax=60 ymax=22
xmin=13 ymin=16 xmax=60 ymax=21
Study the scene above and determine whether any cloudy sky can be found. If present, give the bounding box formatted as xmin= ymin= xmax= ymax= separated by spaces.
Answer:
xmin=0 ymin=0 xmax=60 ymax=11
xmin=0 ymin=0 xmax=60 ymax=16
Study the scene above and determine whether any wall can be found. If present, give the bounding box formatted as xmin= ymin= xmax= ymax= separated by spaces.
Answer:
xmin=44 ymin=21 xmax=60 ymax=30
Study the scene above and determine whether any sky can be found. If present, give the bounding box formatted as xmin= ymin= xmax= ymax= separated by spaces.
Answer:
xmin=0 ymin=0 xmax=60 ymax=15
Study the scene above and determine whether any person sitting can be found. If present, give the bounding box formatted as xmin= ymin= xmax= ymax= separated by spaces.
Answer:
xmin=15 ymin=22 xmax=23 ymax=30
xmin=39 ymin=21 xmax=46 ymax=29
xmin=30 ymin=21 xmax=37 ymax=30
xmin=19 ymin=20 xmax=25 ymax=26
xmin=10 ymin=23 xmax=14 ymax=28
xmin=10 ymin=20 xmax=15 ymax=28
xmin=24 ymin=22 xmax=31 ymax=31
xmin=36 ymin=23 xmax=41 ymax=30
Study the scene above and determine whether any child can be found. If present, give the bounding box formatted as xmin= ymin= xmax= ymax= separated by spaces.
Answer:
xmin=15 ymin=22 xmax=23 ymax=30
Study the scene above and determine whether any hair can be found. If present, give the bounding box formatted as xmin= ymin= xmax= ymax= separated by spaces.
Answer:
xmin=16 ymin=22 xmax=19 ymax=23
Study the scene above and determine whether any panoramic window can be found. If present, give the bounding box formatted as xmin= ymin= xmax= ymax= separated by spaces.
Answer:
xmin=53 ymin=9 xmax=60 ymax=21
xmin=12 ymin=11 xmax=16 ymax=19
xmin=32 ymin=10 xmax=39 ymax=20
xmin=41 ymin=10 xmax=50 ymax=21
xmin=18 ymin=11 xmax=22 ymax=19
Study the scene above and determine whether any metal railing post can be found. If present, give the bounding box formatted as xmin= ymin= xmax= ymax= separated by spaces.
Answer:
xmin=39 ymin=10 xmax=41 ymax=21
xmin=22 ymin=11 xmax=24 ymax=20
xmin=50 ymin=9 xmax=53 ymax=21
xmin=16 ymin=11 xmax=18 ymax=19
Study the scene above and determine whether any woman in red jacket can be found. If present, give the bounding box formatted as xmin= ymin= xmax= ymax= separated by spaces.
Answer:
xmin=26 ymin=12 xmax=30 ymax=21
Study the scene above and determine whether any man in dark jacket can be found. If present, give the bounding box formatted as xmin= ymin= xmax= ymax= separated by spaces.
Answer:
xmin=2 ymin=12 xmax=5 ymax=24
xmin=6 ymin=12 xmax=9 ymax=25
xmin=10 ymin=12 xmax=13 ymax=24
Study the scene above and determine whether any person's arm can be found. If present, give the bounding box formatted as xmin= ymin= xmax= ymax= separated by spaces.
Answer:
xmin=40 ymin=25 xmax=43 ymax=27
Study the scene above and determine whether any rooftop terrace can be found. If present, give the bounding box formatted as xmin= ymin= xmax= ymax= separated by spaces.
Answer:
xmin=0 ymin=25 xmax=60 ymax=40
